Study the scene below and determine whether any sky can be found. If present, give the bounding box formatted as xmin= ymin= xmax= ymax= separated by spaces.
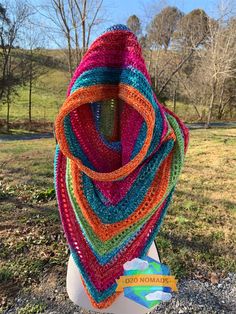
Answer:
xmin=101 ymin=0 xmax=213 ymax=25
xmin=90 ymin=0 xmax=215 ymax=39
xmin=32 ymin=0 xmax=224 ymax=48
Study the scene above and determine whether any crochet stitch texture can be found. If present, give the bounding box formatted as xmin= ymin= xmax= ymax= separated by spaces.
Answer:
xmin=54 ymin=24 xmax=189 ymax=309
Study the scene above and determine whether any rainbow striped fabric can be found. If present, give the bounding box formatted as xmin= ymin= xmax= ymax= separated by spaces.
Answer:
xmin=54 ymin=24 xmax=189 ymax=309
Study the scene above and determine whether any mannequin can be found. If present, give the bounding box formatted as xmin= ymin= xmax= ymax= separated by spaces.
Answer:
xmin=67 ymin=241 xmax=160 ymax=314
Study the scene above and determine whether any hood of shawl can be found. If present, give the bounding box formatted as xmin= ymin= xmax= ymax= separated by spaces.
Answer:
xmin=54 ymin=24 xmax=167 ymax=182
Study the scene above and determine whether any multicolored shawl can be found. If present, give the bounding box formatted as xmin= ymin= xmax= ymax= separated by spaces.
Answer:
xmin=54 ymin=24 xmax=189 ymax=309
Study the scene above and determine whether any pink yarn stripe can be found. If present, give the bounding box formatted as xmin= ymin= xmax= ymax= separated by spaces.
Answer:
xmin=70 ymin=106 xmax=121 ymax=173
xmin=121 ymin=103 xmax=144 ymax=165
xmin=56 ymin=150 xmax=167 ymax=291
xmin=67 ymin=30 xmax=151 ymax=97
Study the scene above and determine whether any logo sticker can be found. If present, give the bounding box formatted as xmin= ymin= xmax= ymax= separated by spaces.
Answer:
xmin=115 ymin=256 xmax=178 ymax=309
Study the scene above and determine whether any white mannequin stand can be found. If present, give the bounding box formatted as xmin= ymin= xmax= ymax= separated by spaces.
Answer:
xmin=67 ymin=241 xmax=160 ymax=314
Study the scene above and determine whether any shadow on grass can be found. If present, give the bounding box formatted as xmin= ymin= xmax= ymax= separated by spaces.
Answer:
xmin=0 ymin=196 xmax=67 ymax=303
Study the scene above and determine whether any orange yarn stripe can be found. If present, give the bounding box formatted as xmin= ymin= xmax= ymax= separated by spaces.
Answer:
xmin=55 ymin=84 xmax=155 ymax=181
xmin=69 ymin=133 xmax=175 ymax=241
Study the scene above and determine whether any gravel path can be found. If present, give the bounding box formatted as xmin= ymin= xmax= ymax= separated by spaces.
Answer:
xmin=0 ymin=132 xmax=53 ymax=142
xmin=186 ymin=121 xmax=236 ymax=129
xmin=3 ymin=273 xmax=236 ymax=314
xmin=152 ymin=273 xmax=236 ymax=314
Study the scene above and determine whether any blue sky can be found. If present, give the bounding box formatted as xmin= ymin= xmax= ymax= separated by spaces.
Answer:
xmin=91 ymin=0 xmax=214 ymax=38
xmin=102 ymin=0 xmax=212 ymax=25
xmin=33 ymin=0 xmax=216 ymax=47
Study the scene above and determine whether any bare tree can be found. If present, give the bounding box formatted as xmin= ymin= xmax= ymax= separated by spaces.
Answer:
xmin=74 ymin=0 xmax=104 ymax=55
xmin=0 ymin=0 xmax=30 ymax=130
xmin=177 ymin=58 xmax=210 ymax=120
xmin=177 ymin=7 xmax=236 ymax=125
xmin=51 ymin=0 xmax=74 ymax=76
xmin=22 ymin=23 xmax=46 ymax=123
xmin=68 ymin=0 xmax=79 ymax=64
xmin=203 ymin=16 xmax=236 ymax=126
xmin=0 ymin=1 xmax=30 ymax=97
xmin=37 ymin=0 xmax=104 ymax=76
xmin=146 ymin=7 xmax=211 ymax=99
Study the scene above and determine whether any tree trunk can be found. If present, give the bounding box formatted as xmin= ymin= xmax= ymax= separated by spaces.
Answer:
xmin=82 ymin=0 xmax=87 ymax=55
xmin=29 ymin=76 xmax=32 ymax=124
xmin=6 ymin=54 xmax=12 ymax=132
xmin=154 ymin=62 xmax=158 ymax=92
xmin=217 ymin=81 xmax=225 ymax=120
xmin=148 ymin=49 xmax=153 ymax=73
xmin=69 ymin=0 xmax=80 ymax=65
xmin=6 ymin=89 xmax=10 ymax=132
xmin=173 ymin=88 xmax=177 ymax=113
xmin=0 ymin=51 xmax=10 ymax=100
xmin=29 ymin=57 xmax=33 ymax=123
xmin=191 ymin=103 xmax=202 ymax=119
xmin=206 ymin=82 xmax=216 ymax=128
xmin=67 ymin=35 xmax=73 ymax=77
xmin=75 ymin=30 xmax=80 ymax=65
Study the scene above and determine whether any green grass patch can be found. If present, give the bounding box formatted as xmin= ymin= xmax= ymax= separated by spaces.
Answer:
xmin=155 ymin=128 xmax=236 ymax=278
xmin=18 ymin=302 xmax=47 ymax=314
xmin=0 ymin=68 xmax=70 ymax=123
xmin=0 ymin=267 xmax=13 ymax=282
xmin=166 ymin=100 xmax=205 ymax=122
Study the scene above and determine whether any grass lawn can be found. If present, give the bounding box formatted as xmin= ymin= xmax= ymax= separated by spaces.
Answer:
xmin=0 ymin=128 xmax=236 ymax=312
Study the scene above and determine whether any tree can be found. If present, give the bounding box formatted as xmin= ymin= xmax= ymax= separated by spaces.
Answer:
xmin=147 ymin=6 xmax=183 ymax=51
xmin=0 ymin=1 xmax=29 ymax=98
xmin=147 ymin=8 xmax=212 ymax=98
xmin=216 ymin=18 xmax=236 ymax=120
xmin=51 ymin=0 xmax=74 ymax=76
xmin=73 ymin=0 xmax=104 ymax=55
xmin=176 ymin=9 xmax=210 ymax=49
xmin=22 ymin=23 xmax=46 ymax=123
xmin=127 ymin=15 xmax=141 ymax=37
xmin=204 ymin=16 xmax=236 ymax=126
xmin=0 ymin=0 xmax=30 ymax=130
xmin=39 ymin=0 xmax=104 ymax=76
xmin=178 ymin=14 xmax=236 ymax=125
xmin=177 ymin=56 xmax=210 ymax=120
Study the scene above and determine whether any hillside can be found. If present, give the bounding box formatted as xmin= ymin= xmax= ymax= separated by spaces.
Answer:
xmin=0 ymin=49 xmax=70 ymax=127
xmin=0 ymin=49 xmax=235 ymax=131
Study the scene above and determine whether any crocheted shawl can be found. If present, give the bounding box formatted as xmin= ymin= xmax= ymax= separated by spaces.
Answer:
xmin=54 ymin=24 xmax=189 ymax=309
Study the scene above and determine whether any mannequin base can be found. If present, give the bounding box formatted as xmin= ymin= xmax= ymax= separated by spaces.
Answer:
xmin=66 ymin=242 xmax=160 ymax=314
